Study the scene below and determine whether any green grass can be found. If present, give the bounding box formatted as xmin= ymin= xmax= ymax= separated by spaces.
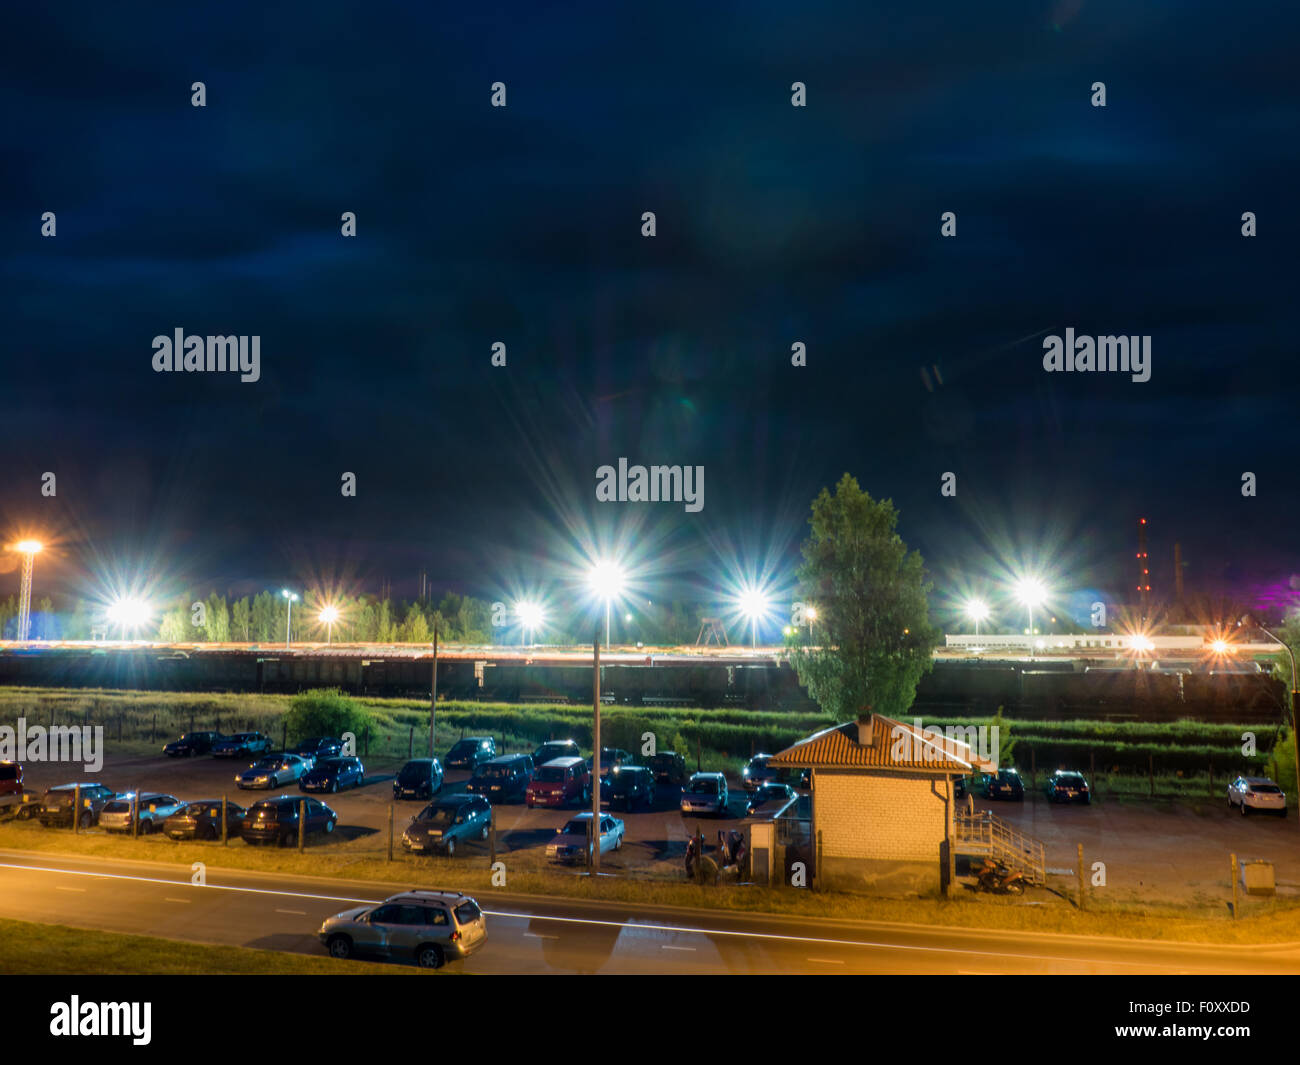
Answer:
xmin=0 ymin=917 xmax=417 ymax=974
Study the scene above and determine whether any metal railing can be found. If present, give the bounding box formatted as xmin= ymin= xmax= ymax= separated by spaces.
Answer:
xmin=955 ymin=810 xmax=1045 ymax=884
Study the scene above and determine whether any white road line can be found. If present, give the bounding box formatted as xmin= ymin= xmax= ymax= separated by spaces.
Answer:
xmin=523 ymin=932 xmax=559 ymax=940
xmin=808 ymin=957 xmax=845 ymax=965
xmin=164 ymin=897 xmax=191 ymax=904
xmin=54 ymin=886 xmax=85 ymax=892
xmin=0 ymin=861 xmax=1250 ymax=972
xmin=276 ymin=909 xmax=307 ymax=916
xmin=662 ymin=945 xmax=696 ymax=952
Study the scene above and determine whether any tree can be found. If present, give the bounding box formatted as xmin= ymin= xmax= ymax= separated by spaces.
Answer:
xmin=401 ymin=603 xmax=430 ymax=643
xmin=792 ymin=473 xmax=938 ymax=720
xmin=231 ymin=597 xmax=251 ymax=641
xmin=283 ymin=688 xmax=372 ymax=744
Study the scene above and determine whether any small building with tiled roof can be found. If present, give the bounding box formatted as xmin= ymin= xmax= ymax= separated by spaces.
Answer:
xmin=768 ymin=710 xmax=996 ymax=894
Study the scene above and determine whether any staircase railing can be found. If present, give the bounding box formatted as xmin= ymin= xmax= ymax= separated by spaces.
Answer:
xmin=954 ymin=810 xmax=1046 ymax=884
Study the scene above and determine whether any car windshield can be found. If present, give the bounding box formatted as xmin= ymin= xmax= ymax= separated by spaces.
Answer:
xmin=103 ymin=800 xmax=131 ymax=813
xmin=535 ymin=766 xmax=565 ymax=782
xmin=537 ymin=744 xmax=574 ymax=759
xmin=179 ymin=734 xmax=201 ymax=742
xmin=454 ymin=900 xmax=481 ymax=924
xmin=315 ymin=759 xmax=343 ymax=772
xmin=687 ymin=779 xmax=719 ymax=794
xmin=398 ymin=764 xmax=428 ymax=783
xmin=449 ymin=741 xmax=476 ymax=755
xmin=560 ymin=819 xmax=589 ymax=835
xmin=1252 ymin=784 xmax=1281 ymax=793
xmin=419 ymin=806 xmax=458 ymax=825
xmin=477 ymin=764 xmax=515 ymax=779
xmin=251 ymin=758 xmax=278 ymax=769
xmin=1057 ymin=774 xmax=1083 ymax=784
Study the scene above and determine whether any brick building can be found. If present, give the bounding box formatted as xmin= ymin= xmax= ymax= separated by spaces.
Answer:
xmin=769 ymin=711 xmax=994 ymax=894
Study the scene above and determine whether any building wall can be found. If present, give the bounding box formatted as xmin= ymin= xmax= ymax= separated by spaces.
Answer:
xmin=812 ymin=769 xmax=951 ymax=894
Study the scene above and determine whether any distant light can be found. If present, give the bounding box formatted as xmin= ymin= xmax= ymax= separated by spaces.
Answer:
xmin=14 ymin=540 xmax=42 ymax=555
xmin=587 ymin=561 xmax=625 ymax=600
xmin=107 ymin=598 xmax=151 ymax=630
xmin=514 ymin=600 xmax=544 ymax=630
xmin=964 ymin=598 xmax=990 ymax=623
xmin=319 ymin=606 xmax=340 ymax=624
xmin=624 ymin=613 xmax=633 ymax=623
xmin=1210 ymin=639 xmax=1229 ymax=654
xmin=805 ymin=606 xmax=818 ymax=622
xmin=1130 ymin=634 xmax=1154 ymax=652
xmin=738 ymin=587 xmax=770 ymax=620
xmin=281 ymin=589 xmax=298 ymax=601
xmin=783 ymin=625 xmax=794 ymax=637
xmin=1013 ymin=577 xmax=1047 ymax=608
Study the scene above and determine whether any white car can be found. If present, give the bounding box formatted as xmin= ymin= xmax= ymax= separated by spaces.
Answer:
xmin=99 ymin=793 xmax=185 ymax=834
xmin=236 ymin=753 xmax=309 ymax=790
xmin=546 ymin=812 xmax=624 ymax=863
xmin=1227 ymin=776 xmax=1286 ymax=816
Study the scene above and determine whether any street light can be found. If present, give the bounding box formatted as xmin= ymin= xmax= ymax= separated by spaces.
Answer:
xmin=964 ymin=598 xmax=990 ymax=637
xmin=587 ymin=561 xmax=625 ymax=646
xmin=10 ymin=540 xmax=42 ymax=642
xmin=106 ymin=598 xmax=151 ymax=641
xmin=1013 ymin=577 xmax=1047 ymax=656
xmin=319 ymin=605 xmax=340 ymax=646
xmin=738 ymin=586 xmax=771 ymax=649
xmin=805 ymin=604 xmax=817 ymax=641
xmin=515 ymin=600 xmax=544 ymax=647
xmin=281 ymin=589 xmax=299 ymax=649
xmin=1242 ymin=615 xmax=1300 ymax=833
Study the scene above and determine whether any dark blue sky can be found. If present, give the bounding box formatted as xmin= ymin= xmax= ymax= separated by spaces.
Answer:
xmin=3 ymin=2 xmax=1298 ymax=620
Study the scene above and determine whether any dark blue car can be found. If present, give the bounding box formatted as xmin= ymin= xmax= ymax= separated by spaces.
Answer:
xmin=300 ymin=756 xmax=365 ymax=793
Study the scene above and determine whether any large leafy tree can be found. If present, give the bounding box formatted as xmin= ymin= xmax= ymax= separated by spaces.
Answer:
xmin=793 ymin=473 xmax=938 ymax=720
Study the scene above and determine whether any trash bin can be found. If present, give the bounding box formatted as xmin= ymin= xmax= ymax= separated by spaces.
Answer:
xmin=1241 ymin=860 xmax=1276 ymax=896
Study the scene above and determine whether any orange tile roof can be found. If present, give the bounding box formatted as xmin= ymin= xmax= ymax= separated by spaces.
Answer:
xmin=769 ymin=713 xmax=989 ymax=772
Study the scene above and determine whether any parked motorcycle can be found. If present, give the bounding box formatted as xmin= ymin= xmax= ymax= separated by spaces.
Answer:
xmin=974 ymin=858 xmax=1026 ymax=895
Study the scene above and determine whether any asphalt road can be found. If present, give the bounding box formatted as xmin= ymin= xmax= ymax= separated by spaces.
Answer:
xmin=1 ymin=850 xmax=1295 ymax=974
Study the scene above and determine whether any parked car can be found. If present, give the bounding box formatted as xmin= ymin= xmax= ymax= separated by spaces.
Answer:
xmin=402 ymin=794 xmax=492 ymax=857
xmin=38 ymin=783 xmax=120 ymax=828
xmin=236 ymin=753 xmax=309 ymax=790
xmin=319 ymin=890 xmax=487 ymax=968
xmin=290 ymin=737 xmax=344 ymax=766
xmin=212 ymin=732 xmax=271 ymax=758
xmin=546 ymin=812 xmax=624 ymax=863
xmin=1045 ymin=770 xmax=1091 ymax=804
xmin=741 ymin=754 xmax=782 ymax=792
xmin=978 ymin=768 xmax=1025 ymax=801
xmin=599 ymin=765 xmax=655 ymax=809
xmin=954 ymin=775 xmax=969 ymax=800
xmin=525 ymin=756 xmax=590 ymax=808
xmin=241 ymin=795 xmax=337 ymax=845
xmin=680 ymin=772 xmax=729 ymax=817
xmin=164 ymin=799 xmax=247 ymax=841
xmin=300 ymin=756 xmax=365 ymax=793
xmin=0 ymin=762 xmax=39 ymax=820
xmin=162 ymin=731 xmax=221 ymax=758
xmin=1228 ymin=775 xmax=1287 ymax=816
xmin=466 ymin=754 xmax=534 ymax=803
xmin=99 ymin=793 xmax=185 ymax=834
xmin=646 ymin=751 xmax=688 ymax=786
xmin=533 ymin=740 xmax=582 ymax=767
xmin=392 ymin=758 xmax=444 ymax=800
xmin=589 ymin=747 xmax=633 ymax=776
xmin=444 ymin=737 xmax=496 ymax=770
xmin=745 ymin=781 xmax=796 ymax=817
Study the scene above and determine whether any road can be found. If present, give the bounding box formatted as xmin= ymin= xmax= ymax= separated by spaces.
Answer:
xmin=1 ymin=850 xmax=1294 ymax=974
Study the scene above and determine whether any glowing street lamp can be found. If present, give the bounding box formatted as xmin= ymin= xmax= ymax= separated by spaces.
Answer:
xmin=587 ymin=561 xmax=625 ymax=645
xmin=739 ymin=585 xmax=771 ymax=648
xmin=281 ymin=589 xmax=299 ymax=650
xmin=319 ymin=605 xmax=340 ymax=646
xmin=106 ymin=598 xmax=151 ymax=641
xmin=10 ymin=540 xmax=42 ymax=642
xmin=515 ymin=600 xmax=544 ymax=647
xmin=1013 ymin=577 xmax=1047 ymax=656
xmin=965 ymin=598 xmax=990 ymax=636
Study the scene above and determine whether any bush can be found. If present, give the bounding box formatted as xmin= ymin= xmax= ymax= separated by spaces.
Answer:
xmin=284 ymin=689 xmax=372 ymax=745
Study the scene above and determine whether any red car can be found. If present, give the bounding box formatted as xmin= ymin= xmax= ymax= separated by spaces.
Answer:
xmin=525 ymin=756 xmax=590 ymax=808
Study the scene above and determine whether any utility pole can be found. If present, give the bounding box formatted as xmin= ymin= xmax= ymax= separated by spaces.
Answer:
xmin=591 ymin=635 xmax=601 ymax=875
xmin=429 ymin=626 xmax=439 ymax=758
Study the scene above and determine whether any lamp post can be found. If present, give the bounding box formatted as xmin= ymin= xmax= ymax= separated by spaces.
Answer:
xmin=587 ymin=561 xmax=625 ymax=647
xmin=11 ymin=541 xmax=43 ymax=641
xmin=1014 ymin=578 xmax=1046 ymax=658
xmin=1245 ymin=616 xmax=1300 ymax=831
xmin=319 ymin=606 xmax=339 ymax=646
xmin=965 ymin=598 xmax=990 ymax=638
xmin=281 ymin=590 xmax=298 ymax=649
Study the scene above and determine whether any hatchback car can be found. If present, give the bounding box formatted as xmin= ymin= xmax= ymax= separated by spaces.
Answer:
xmin=319 ymin=890 xmax=487 ymax=969
xmin=525 ymin=756 xmax=590 ymax=808
xmin=532 ymin=740 xmax=581 ymax=767
xmin=742 ymin=754 xmax=782 ymax=792
xmin=99 ymin=793 xmax=184 ymax=834
xmin=290 ymin=737 xmax=344 ymax=766
xmin=241 ymin=795 xmax=338 ymax=845
xmin=978 ymin=768 xmax=1025 ymax=801
xmin=300 ymin=756 xmax=365 ymax=793
xmin=392 ymin=758 xmax=444 ymax=800
xmin=1045 ymin=770 xmax=1091 ymax=804
xmin=162 ymin=731 xmax=221 ymax=758
xmin=745 ymin=781 xmax=797 ymax=817
xmin=445 ymin=737 xmax=496 ymax=770
xmin=589 ymin=748 xmax=633 ymax=776
xmin=681 ymin=772 xmax=729 ymax=817
xmin=236 ymin=753 xmax=309 ymax=790
xmin=600 ymin=765 xmax=655 ymax=809
xmin=212 ymin=732 xmax=271 ymax=758
xmin=466 ymin=754 xmax=534 ymax=803
xmin=647 ymin=751 xmax=689 ymax=786
xmin=402 ymin=794 xmax=492 ymax=857
xmin=164 ymin=799 xmax=247 ymax=840
xmin=38 ymin=783 xmax=119 ymax=828
xmin=546 ymin=812 xmax=624 ymax=863
xmin=1228 ymin=776 xmax=1286 ymax=816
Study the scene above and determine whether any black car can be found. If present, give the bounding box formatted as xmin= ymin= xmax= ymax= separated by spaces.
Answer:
xmin=241 ymin=795 xmax=338 ymax=845
xmin=38 ymin=783 xmax=119 ymax=828
xmin=301 ymin=756 xmax=365 ymax=793
xmin=445 ymin=737 xmax=496 ymax=770
xmin=164 ymin=799 xmax=247 ymax=840
xmin=745 ymin=781 xmax=797 ymax=816
xmin=162 ymin=731 xmax=221 ymax=758
xmin=978 ymin=768 xmax=1025 ymax=801
xmin=599 ymin=765 xmax=655 ymax=809
xmin=212 ymin=732 xmax=271 ymax=758
xmin=590 ymin=748 xmax=633 ymax=776
xmin=532 ymin=740 xmax=581 ymax=766
xmin=291 ymin=737 xmax=344 ymax=763
xmin=393 ymin=758 xmax=444 ymax=800
xmin=1045 ymin=770 xmax=1091 ymax=804
xmin=466 ymin=754 xmax=534 ymax=803
xmin=954 ymin=776 xmax=969 ymax=800
xmin=646 ymin=751 xmax=688 ymax=786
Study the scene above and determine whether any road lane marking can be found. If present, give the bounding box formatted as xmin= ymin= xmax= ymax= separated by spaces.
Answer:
xmin=524 ymin=932 xmax=559 ymax=940
xmin=0 ymin=861 xmax=1259 ymax=972
xmin=54 ymin=886 xmax=85 ymax=892
xmin=808 ymin=957 xmax=845 ymax=965
xmin=276 ymin=909 xmax=307 ymax=916
xmin=164 ymin=897 xmax=191 ymax=904
xmin=662 ymin=945 xmax=696 ymax=952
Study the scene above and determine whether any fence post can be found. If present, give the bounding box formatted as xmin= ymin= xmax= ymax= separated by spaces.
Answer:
xmin=387 ymin=804 xmax=393 ymax=862
xmin=1209 ymin=758 xmax=1214 ymax=798
xmin=408 ymin=726 xmax=413 ymax=759
xmin=298 ymin=800 xmax=306 ymax=851
xmin=222 ymin=796 xmax=228 ymax=844
xmin=1149 ymin=753 xmax=1154 ymax=797
xmin=1089 ymin=752 xmax=1095 ymax=798
xmin=1076 ymin=843 xmax=1085 ymax=910
xmin=151 ymin=714 xmax=156 ymax=744
xmin=364 ymin=724 xmax=370 ymax=757
xmin=73 ymin=784 xmax=80 ymax=834
xmin=697 ymin=734 xmax=701 ymax=772
xmin=118 ymin=713 xmax=124 ymax=742
xmin=489 ymin=809 xmax=497 ymax=868
xmin=1231 ymin=852 xmax=1239 ymax=918
xmin=282 ymin=722 xmax=287 ymax=751
xmin=132 ymin=787 xmax=139 ymax=838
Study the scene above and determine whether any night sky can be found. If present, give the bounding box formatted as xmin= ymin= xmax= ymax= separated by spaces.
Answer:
xmin=4 ymin=2 xmax=1299 ymax=623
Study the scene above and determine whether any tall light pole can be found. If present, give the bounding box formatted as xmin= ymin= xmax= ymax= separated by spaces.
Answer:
xmin=281 ymin=589 xmax=298 ymax=649
xmin=739 ymin=586 xmax=770 ymax=649
xmin=1014 ymin=577 xmax=1046 ymax=658
xmin=1244 ymin=616 xmax=1300 ymax=831
xmin=319 ymin=606 xmax=339 ymax=646
xmin=965 ymin=598 xmax=990 ymax=637
xmin=12 ymin=541 xmax=42 ymax=641
xmin=587 ymin=561 xmax=625 ymax=647
xmin=515 ymin=601 xmax=543 ymax=648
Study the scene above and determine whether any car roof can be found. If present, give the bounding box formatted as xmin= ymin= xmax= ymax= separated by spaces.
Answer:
xmin=537 ymin=739 xmax=578 ymax=748
xmin=385 ymin=889 xmax=467 ymax=903
xmin=690 ymin=771 xmax=725 ymax=780
xmin=541 ymin=756 xmax=585 ymax=768
xmin=486 ymin=753 xmax=531 ymax=764
xmin=1243 ymin=776 xmax=1278 ymax=785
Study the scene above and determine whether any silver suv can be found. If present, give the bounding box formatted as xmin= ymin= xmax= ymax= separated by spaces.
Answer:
xmin=680 ymin=772 xmax=729 ymax=817
xmin=318 ymin=890 xmax=487 ymax=969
